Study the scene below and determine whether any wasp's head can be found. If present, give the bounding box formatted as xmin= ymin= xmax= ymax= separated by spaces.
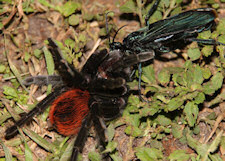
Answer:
xmin=109 ymin=42 xmax=124 ymax=51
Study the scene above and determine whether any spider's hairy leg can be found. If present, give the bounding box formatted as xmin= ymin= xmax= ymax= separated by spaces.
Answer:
xmin=5 ymin=86 xmax=67 ymax=139
xmin=70 ymin=113 xmax=92 ymax=161
xmin=111 ymin=50 xmax=155 ymax=72
xmin=90 ymin=77 xmax=125 ymax=89
xmin=47 ymin=38 xmax=85 ymax=87
xmin=81 ymin=49 xmax=108 ymax=77
xmin=23 ymin=75 xmax=63 ymax=87
xmin=90 ymin=95 xmax=127 ymax=121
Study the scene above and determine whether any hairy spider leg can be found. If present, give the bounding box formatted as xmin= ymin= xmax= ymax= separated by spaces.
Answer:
xmin=5 ymin=86 xmax=67 ymax=139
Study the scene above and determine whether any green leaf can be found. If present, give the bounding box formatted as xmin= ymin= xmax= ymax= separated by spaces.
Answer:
xmin=43 ymin=46 xmax=55 ymax=75
xmin=0 ymin=139 xmax=13 ymax=161
xmin=141 ymin=65 xmax=156 ymax=84
xmin=203 ymin=72 xmax=223 ymax=95
xmin=216 ymin=18 xmax=225 ymax=34
xmin=202 ymin=67 xmax=211 ymax=79
xmin=135 ymin=147 xmax=163 ymax=161
xmin=3 ymin=85 xmax=18 ymax=98
xmin=168 ymin=97 xmax=184 ymax=111
xmin=193 ymin=65 xmax=203 ymax=85
xmin=207 ymin=130 xmax=223 ymax=153
xmin=103 ymin=141 xmax=118 ymax=153
xmin=23 ymin=128 xmax=57 ymax=152
xmin=38 ymin=0 xmax=54 ymax=8
xmin=201 ymin=45 xmax=214 ymax=57
xmin=0 ymin=64 xmax=6 ymax=73
xmin=125 ymin=125 xmax=142 ymax=137
xmin=194 ymin=92 xmax=205 ymax=104
xmin=0 ymin=22 xmax=3 ymax=30
xmin=171 ymin=123 xmax=183 ymax=139
xmin=168 ymin=150 xmax=190 ymax=161
xmin=25 ymin=141 xmax=33 ymax=161
xmin=83 ymin=12 xmax=94 ymax=21
xmin=57 ymin=2 xmax=81 ymax=17
xmin=68 ymin=14 xmax=80 ymax=26
xmin=119 ymin=0 xmax=136 ymax=13
xmin=198 ymin=30 xmax=211 ymax=39
xmin=33 ymin=49 xmax=42 ymax=59
xmin=209 ymin=154 xmax=223 ymax=161
xmin=155 ymin=115 xmax=171 ymax=126
xmin=183 ymin=102 xmax=198 ymax=127
xmin=187 ymin=48 xmax=201 ymax=61
xmin=186 ymin=132 xmax=208 ymax=157
xmin=88 ymin=151 xmax=101 ymax=161
xmin=139 ymin=103 xmax=160 ymax=116
xmin=106 ymin=123 xmax=115 ymax=142
xmin=221 ymin=136 xmax=225 ymax=155
xmin=60 ymin=137 xmax=74 ymax=161
xmin=158 ymin=69 xmax=170 ymax=85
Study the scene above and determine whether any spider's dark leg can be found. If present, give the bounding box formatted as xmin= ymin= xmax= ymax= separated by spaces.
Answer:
xmin=81 ymin=49 xmax=108 ymax=77
xmin=5 ymin=86 xmax=67 ymax=139
xmin=109 ymin=50 xmax=155 ymax=73
xmin=23 ymin=75 xmax=63 ymax=87
xmin=145 ymin=0 xmax=161 ymax=26
xmin=91 ymin=116 xmax=109 ymax=161
xmin=89 ymin=81 xmax=128 ymax=97
xmin=185 ymin=38 xmax=225 ymax=46
xmin=90 ymin=77 xmax=125 ymax=89
xmin=90 ymin=95 xmax=127 ymax=121
xmin=86 ymin=95 xmax=127 ymax=161
xmin=70 ymin=113 xmax=92 ymax=161
xmin=48 ymin=38 xmax=85 ymax=87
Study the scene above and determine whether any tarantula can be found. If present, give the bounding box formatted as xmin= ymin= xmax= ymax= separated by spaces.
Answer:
xmin=5 ymin=38 xmax=153 ymax=160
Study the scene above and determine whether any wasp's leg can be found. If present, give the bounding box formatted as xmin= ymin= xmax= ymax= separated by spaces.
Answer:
xmin=145 ymin=0 xmax=161 ymax=26
xmin=185 ymin=38 xmax=225 ymax=46
xmin=137 ymin=63 xmax=150 ymax=102
xmin=5 ymin=86 xmax=67 ymax=139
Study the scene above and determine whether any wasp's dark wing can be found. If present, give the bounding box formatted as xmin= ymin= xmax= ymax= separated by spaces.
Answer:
xmin=123 ymin=8 xmax=217 ymax=52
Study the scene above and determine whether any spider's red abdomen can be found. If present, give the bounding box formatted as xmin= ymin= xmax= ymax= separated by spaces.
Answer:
xmin=49 ymin=88 xmax=90 ymax=136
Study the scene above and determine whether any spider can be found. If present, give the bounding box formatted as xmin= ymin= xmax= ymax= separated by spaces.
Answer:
xmin=5 ymin=38 xmax=153 ymax=160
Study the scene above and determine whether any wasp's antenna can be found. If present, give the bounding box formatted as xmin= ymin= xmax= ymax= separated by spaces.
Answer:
xmin=105 ymin=11 xmax=114 ymax=44
xmin=112 ymin=25 xmax=127 ymax=44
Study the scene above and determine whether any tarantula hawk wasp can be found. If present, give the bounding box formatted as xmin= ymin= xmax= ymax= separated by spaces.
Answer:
xmin=5 ymin=38 xmax=153 ymax=161
xmin=109 ymin=0 xmax=225 ymax=101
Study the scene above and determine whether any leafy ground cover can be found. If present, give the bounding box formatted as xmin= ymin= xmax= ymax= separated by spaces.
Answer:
xmin=0 ymin=0 xmax=225 ymax=160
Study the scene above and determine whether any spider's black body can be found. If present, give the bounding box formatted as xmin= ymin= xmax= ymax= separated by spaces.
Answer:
xmin=5 ymin=38 xmax=153 ymax=161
